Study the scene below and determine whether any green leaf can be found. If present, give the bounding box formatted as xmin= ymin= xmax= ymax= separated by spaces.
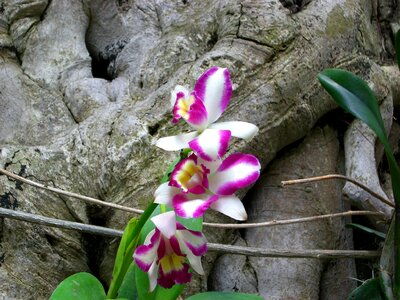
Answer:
xmin=347 ymin=278 xmax=384 ymax=300
xmin=50 ymin=272 xmax=106 ymax=300
xmin=116 ymin=262 xmax=138 ymax=300
xmin=395 ymin=30 xmax=400 ymax=70
xmin=346 ymin=223 xmax=386 ymax=239
xmin=318 ymin=69 xmax=388 ymax=148
xmin=111 ymin=218 xmax=138 ymax=289
xmin=186 ymin=292 xmax=264 ymax=300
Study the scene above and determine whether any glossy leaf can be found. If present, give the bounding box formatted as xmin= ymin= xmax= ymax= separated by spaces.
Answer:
xmin=318 ymin=69 xmax=388 ymax=148
xmin=347 ymin=277 xmax=384 ymax=300
xmin=110 ymin=217 xmax=138 ymax=294
xmin=346 ymin=223 xmax=386 ymax=239
xmin=116 ymin=262 xmax=138 ymax=300
xmin=186 ymin=292 xmax=264 ymax=300
xmin=50 ymin=272 xmax=106 ymax=300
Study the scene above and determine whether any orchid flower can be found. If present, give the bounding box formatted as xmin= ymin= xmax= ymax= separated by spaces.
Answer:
xmin=156 ymin=67 xmax=259 ymax=155
xmin=154 ymin=143 xmax=261 ymax=221
xmin=133 ymin=211 xmax=207 ymax=291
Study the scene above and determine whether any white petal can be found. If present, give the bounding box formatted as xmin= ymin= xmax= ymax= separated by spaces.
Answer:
xmin=176 ymin=231 xmax=206 ymax=275
xmin=170 ymin=85 xmax=190 ymax=106
xmin=198 ymin=157 xmax=222 ymax=174
xmin=209 ymin=121 xmax=259 ymax=140
xmin=188 ymin=129 xmax=231 ymax=161
xmin=185 ymin=251 xmax=204 ymax=275
xmin=173 ymin=197 xmax=213 ymax=218
xmin=151 ymin=211 xmax=176 ymax=238
xmin=210 ymin=194 xmax=247 ymax=221
xmin=208 ymin=153 xmax=260 ymax=196
xmin=193 ymin=67 xmax=232 ymax=124
xmin=148 ymin=260 xmax=159 ymax=292
xmin=155 ymin=131 xmax=199 ymax=151
xmin=154 ymin=182 xmax=180 ymax=206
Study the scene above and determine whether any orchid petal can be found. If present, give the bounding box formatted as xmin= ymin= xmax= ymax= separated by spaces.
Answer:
xmin=151 ymin=211 xmax=177 ymax=239
xmin=210 ymin=194 xmax=247 ymax=220
xmin=155 ymin=131 xmax=198 ymax=151
xmin=209 ymin=121 xmax=259 ymax=140
xmin=170 ymin=85 xmax=190 ymax=107
xmin=172 ymin=193 xmax=218 ymax=218
xmin=154 ymin=182 xmax=181 ymax=206
xmin=176 ymin=227 xmax=208 ymax=257
xmin=209 ymin=153 xmax=261 ymax=195
xmin=133 ymin=230 xmax=160 ymax=272
xmin=158 ymin=261 xmax=191 ymax=288
xmin=172 ymin=93 xmax=208 ymax=129
xmin=169 ymin=154 xmax=208 ymax=194
xmin=176 ymin=228 xmax=207 ymax=274
xmin=198 ymin=157 xmax=222 ymax=174
xmin=188 ymin=129 xmax=231 ymax=161
xmin=193 ymin=67 xmax=232 ymax=124
xmin=148 ymin=260 xmax=159 ymax=292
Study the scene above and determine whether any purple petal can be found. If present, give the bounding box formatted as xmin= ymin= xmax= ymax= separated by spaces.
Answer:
xmin=176 ymin=227 xmax=207 ymax=274
xmin=177 ymin=229 xmax=208 ymax=256
xmin=209 ymin=153 xmax=261 ymax=195
xmin=172 ymin=193 xmax=218 ymax=218
xmin=188 ymin=129 xmax=231 ymax=161
xmin=170 ymin=85 xmax=190 ymax=106
xmin=172 ymin=93 xmax=208 ymax=129
xmin=133 ymin=230 xmax=160 ymax=272
xmin=169 ymin=154 xmax=207 ymax=194
xmin=193 ymin=67 xmax=232 ymax=124
xmin=169 ymin=235 xmax=184 ymax=256
xmin=158 ymin=262 xmax=192 ymax=288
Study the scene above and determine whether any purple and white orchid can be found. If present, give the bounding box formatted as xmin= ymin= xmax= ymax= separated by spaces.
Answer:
xmin=133 ymin=211 xmax=207 ymax=291
xmin=156 ymin=67 xmax=259 ymax=154
xmin=134 ymin=66 xmax=262 ymax=292
xmin=154 ymin=145 xmax=261 ymax=221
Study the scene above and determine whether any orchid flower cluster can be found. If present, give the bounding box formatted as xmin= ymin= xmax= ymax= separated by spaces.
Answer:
xmin=133 ymin=67 xmax=261 ymax=291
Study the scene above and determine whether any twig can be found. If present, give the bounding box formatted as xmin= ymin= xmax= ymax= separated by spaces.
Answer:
xmin=0 ymin=168 xmax=144 ymax=214
xmin=207 ymin=243 xmax=380 ymax=259
xmin=202 ymin=210 xmax=387 ymax=228
xmin=0 ymin=207 xmax=380 ymax=259
xmin=0 ymin=168 xmax=389 ymax=229
xmin=281 ymin=174 xmax=395 ymax=208
xmin=0 ymin=207 xmax=122 ymax=238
